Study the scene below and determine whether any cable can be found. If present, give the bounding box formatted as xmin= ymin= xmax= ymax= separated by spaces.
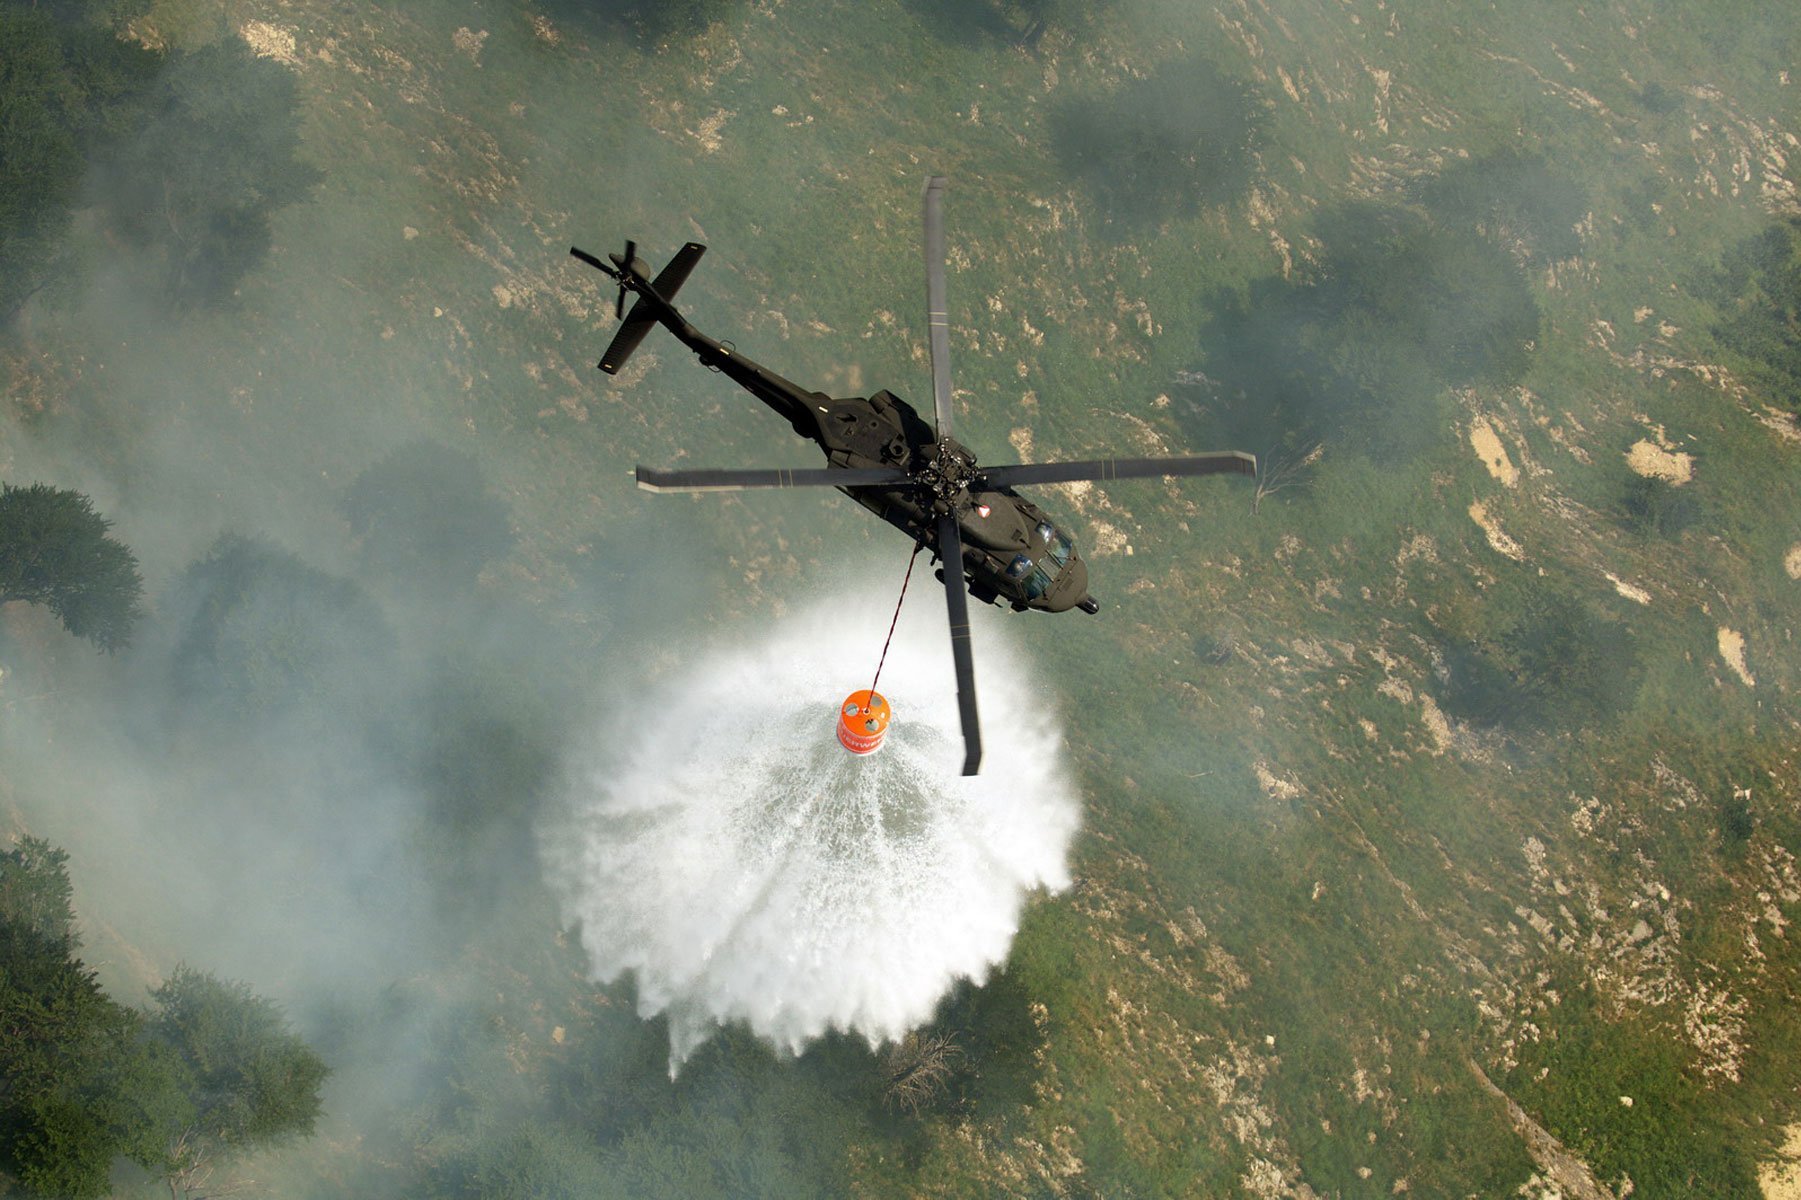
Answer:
xmin=865 ymin=539 xmax=925 ymax=706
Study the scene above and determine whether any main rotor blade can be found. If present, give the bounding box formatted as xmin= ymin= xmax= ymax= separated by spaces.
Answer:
xmin=979 ymin=452 xmax=1258 ymax=489
xmin=635 ymin=466 xmax=914 ymax=493
xmin=936 ymin=511 xmax=983 ymax=776
xmin=922 ymin=175 xmax=954 ymax=442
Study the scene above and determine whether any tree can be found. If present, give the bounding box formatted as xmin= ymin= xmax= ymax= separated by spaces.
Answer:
xmin=0 ymin=482 xmax=144 ymax=651
xmin=0 ymin=842 xmax=325 ymax=1199
xmin=147 ymin=966 xmax=328 ymax=1170
xmin=341 ymin=440 xmax=514 ymax=594
xmin=89 ymin=38 xmax=321 ymax=306
xmin=1619 ymin=472 xmax=1701 ymax=537
xmin=0 ymin=839 xmax=191 ymax=1200
xmin=0 ymin=837 xmax=77 ymax=943
xmin=1705 ymin=218 xmax=1801 ymax=409
xmin=1050 ymin=57 xmax=1263 ymax=236
xmin=534 ymin=0 xmax=740 ymax=42
xmin=163 ymin=534 xmax=395 ymax=723
xmin=1438 ymin=589 xmax=1642 ymax=732
xmin=0 ymin=6 xmax=159 ymax=322
xmin=1177 ymin=201 xmax=1541 ymax=463
xmin=1410 ymin=150 xmax=1588 ymax=266
xmin=898 ymin=0 xmax=1109 ymax=46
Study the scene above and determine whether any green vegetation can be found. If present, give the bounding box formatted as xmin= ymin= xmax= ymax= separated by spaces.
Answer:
xmin=1181 ymin=197 xmax=1541 ymax=461
xmin=163 ymin=534 xmax=394 ymax=723
xmin=533 ymin=0 xmax=742 ymax=42
xmin=2 ymin=0 xmax=1800 ymax=1195
xmin=0 ymin=4 xmax=159 ymax=320
xmin=1430 ymin=577 xmax=1645 ymax=732
xmin=0 ymin=0 xmax=315 ymax=318
xmin=1410 ymin=150 xmax=1588 ymax=266
xmin=342 ymin=440 xmax=515 ymax=595
xmin=0 ymin=482 xmax=143 ymax=651
xmin=0 ymin=838 xmax=325 ymax=1199
xmin=89 ymin=37 xmax=321 ymax=306
xmin=1619 ymin=472 xmax=1703 ymax=537
xmin=1704 ymin=217 xmax=1801 ymax=409
xmin=1050 ymin=56 xmax=1262 ymax=236
xmin=900 ymin=0 xmax=1110 ymax=46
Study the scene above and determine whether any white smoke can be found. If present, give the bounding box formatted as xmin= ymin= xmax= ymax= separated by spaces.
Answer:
xmin=542 ymin=595 xmax=1081 ymax=1071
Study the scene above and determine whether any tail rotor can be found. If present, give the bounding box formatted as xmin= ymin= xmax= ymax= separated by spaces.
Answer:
xmin=615 ymin=239 xmax=636 ymax=318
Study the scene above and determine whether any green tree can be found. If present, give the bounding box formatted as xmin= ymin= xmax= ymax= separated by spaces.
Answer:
xmin=0 ymin=837 xmax=76 ymax=943
xmin=0 ymin=841 xmax=324 ymax=1198
xmin=0 ymin=6 xmax=159 ymax=321
xmin=536 ymin=0 xmax=739 ymax=42
xmin=163 ymin=533 xmax=395 ymax=722
xmin=147 ymin=966 xmax=328 ymax=1152
xmin=1438 ymin=589 xmax=1643 ymax=732
xmin=1179 ymin=201 xmax=1541 ymax=462
xmin=342 ymin=440 xmax=514 ymax=594
xmin=1410 ymin=150 xmax=1588 ymax=265
xmin=0 ymin=839 xmax=191 ymax=1199
xmin=1705 ymin=218 xmax=1801 ymax=409
xmin=0 ymin=482 xmax=144 ymax=651
xmin=1619 ymin=472 xmax=1701 ymax=537
xmin=1050 ymin=57 xmax=1263 ymax=235
xmin=90 ymin=37 xmax=321 ymax=305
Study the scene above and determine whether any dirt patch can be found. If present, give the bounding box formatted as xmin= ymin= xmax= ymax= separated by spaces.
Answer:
xmin=1470 ymin=417 xmax=1519 ymax=486
xmin=1719 ymin=627 xmax=1755 ymax=687
xmin=1626 ymin=439 xmax=1693 ymax=484
xmin=240 ymin=20 xmax=300 ymax=66
xmin=1605 ymin=573 xmax=1652 ymax=604
xmin=1469 ymin=501 xmax=1525 ymax=560
xmin=1761 ymin=1124 xmax=1801 ymax=1199
xmin=1786 ymin=544 xmax=1801 ymax=580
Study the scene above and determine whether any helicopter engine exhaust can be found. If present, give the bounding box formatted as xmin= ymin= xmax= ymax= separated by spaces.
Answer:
xmin=540 ymin=595 xmax=1080 ymax=1073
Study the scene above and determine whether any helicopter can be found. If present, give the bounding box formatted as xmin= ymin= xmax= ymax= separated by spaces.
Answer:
xmin=570 ymin=176 xmax=1255 ymax=776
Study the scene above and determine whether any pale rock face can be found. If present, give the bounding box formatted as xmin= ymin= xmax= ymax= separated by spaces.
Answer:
xmin=1470 ymin=417 xmax=1519 ymax=486
xmin=1625 ymin=439 xmax=1693 ymax=484
xmin=1718 ymin=627 xmax=1755 ymax=688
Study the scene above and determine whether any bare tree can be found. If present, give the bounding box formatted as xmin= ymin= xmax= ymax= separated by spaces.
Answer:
xmin=883 ymin=1030 xmax=963 ymax=1115
xmin=1252 ymin=442 xmax=1322 ymax=514
xmin=163 ymin=1129 xmax=253 ymax=1200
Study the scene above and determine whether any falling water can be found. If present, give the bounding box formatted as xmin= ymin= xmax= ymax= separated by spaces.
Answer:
xmin=541 ymin=598 xmax=1081 ymax=1071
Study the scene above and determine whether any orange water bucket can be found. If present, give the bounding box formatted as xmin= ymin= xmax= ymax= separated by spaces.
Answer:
xmin=836 ymin=690 xmax=891 ymax=755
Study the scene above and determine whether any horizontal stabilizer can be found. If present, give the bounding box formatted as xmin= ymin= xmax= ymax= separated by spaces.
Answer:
xmin=599 ymin=242 xmax=707 ymax=375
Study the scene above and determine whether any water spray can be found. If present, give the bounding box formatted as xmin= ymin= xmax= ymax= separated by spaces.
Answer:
xmin=542 ymin=597 xmax=1080 ymax=1072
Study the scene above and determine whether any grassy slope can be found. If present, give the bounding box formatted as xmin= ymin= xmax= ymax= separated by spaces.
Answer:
xmin=5 ymin=0 xmax=1800 ymax=1195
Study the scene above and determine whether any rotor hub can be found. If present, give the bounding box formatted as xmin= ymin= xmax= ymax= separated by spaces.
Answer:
xmin=919 ymin=440 xmax=978 ymax=514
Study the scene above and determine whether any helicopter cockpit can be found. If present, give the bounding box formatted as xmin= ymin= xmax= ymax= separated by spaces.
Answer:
xmin=1003 ymin=521 xmax=1076 ymax=599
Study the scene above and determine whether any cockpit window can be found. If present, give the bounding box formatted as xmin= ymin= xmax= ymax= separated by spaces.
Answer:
xmin=1008 ymin=545 xmax=1065 ymax=600
xmin=1036 ymin=522 xmax=1074 ymax=567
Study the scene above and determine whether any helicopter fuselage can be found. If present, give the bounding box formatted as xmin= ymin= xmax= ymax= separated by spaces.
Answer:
xmin=654 ymin=310 xmax=1093 ymax=613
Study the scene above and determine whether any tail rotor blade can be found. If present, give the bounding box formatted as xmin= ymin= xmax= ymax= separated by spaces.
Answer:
xmin=923 ymin=176 xmax=954 ymax=442
xmin=936 ymin=511 xmax=982 ymax=776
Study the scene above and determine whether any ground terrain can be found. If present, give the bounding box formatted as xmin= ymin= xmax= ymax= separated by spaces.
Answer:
xmin=3 ymin=0 xmax=1800 ymax=1195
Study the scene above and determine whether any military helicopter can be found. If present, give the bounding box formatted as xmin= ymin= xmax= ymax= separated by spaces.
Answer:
xmin=571 ymin=177 xmax=1254 ymax=775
